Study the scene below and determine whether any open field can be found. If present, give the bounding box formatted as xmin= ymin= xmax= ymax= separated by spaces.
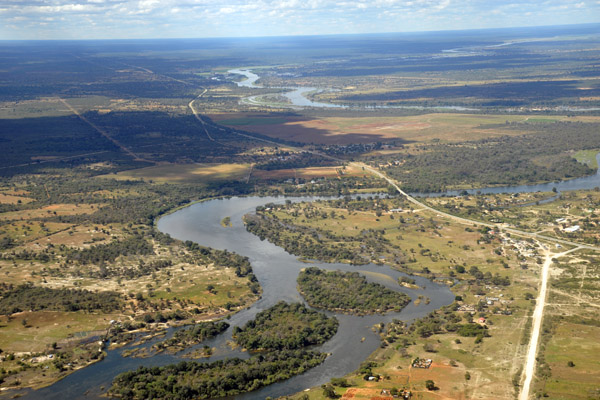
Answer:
xmin=210 ymin=113 xmax=600 ymax=145
xmin=526 ymin=249 xmax=600 ymax=399
xmin=573 ymin=149 xmax=599 ymax=168
xmin=253 ymin=164 xmax=365 ymax=180
xmin=0 ymin=203 xmax=100 ymax=222
xmin=0 ymin=190 xmax=34 ymax=204
xmin=541 ymin=322 xmax=600 ymax=399
xmin=102 ymin=163 xmax=252 ymax=183
xmin=0 ymin=311 xmax=117 ymax=353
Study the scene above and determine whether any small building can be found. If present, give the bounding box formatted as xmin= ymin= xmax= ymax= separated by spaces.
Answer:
xmin=478 ymin=317 xmax=486 ymax=324
xmin=564 ymin=225 xmax=580 ymax=233
xmin=412 ymin=357 xmax=432 ymax=369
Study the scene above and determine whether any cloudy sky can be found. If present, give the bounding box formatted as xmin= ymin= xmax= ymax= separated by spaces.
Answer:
xmin=1 ymin=0 xmax=599 ymax=40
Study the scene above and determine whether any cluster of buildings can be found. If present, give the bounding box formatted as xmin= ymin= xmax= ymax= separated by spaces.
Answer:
xmin=380 ymin=388 xmax=412 ymax=399
xmin=411 ymin=357 xmax=432 ymax=369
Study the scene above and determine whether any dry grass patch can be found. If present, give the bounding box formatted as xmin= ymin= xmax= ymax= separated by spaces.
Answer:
xmin=0 ymin=311 xmax=116 ymax=353
xmin=0 ymin=204 xmax=99 ymax=222
xmin=103 ymin=163 xmax=251 ymax=183
xmin=253 ymin=165 xmax=364 ymax=180
xmin=0 ymin=193 xmax=35 ymax=204
xmin=209 ymin=113 xmax=581 ymax=145
xmin=29 ymin=223 xmax=111 ymax=248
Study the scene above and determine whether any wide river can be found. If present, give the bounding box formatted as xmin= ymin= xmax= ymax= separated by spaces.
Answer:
xmin=20 ymin=62 xmax=600 ymax=398
xmin=228 ymin=69 xmax=477 ymax=111
xmin=23 ymin=194 xmax=454 ymax=400
xmin=20 ymin=148 xmax=600 ymax=399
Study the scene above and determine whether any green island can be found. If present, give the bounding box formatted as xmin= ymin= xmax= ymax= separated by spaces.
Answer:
xmin=151 ymin=321 xmax=230 ymax=355
xmin=109 ymin=302 xmax=336 ymax=398
xmin=108 ymin=350 xmax=327 ymax=399
xmin=232 ymin=301 xmax=338 ymax=350
xmin=297 ymin=267 xmax=411 ymax=315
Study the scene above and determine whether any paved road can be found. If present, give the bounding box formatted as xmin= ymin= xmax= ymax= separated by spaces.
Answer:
xmin=354 ymin=162 xmax=600 ymax=252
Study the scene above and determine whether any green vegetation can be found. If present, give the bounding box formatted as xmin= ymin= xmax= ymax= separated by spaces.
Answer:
xmin=573 ymin=149 xmax=599 ymax=168
xmin=66 ymin=235 xmax=154 ymax=264
xmin=245 ymin=196 xmax=409 ymax=265
xmin=109 ymin=350 xmax=327 ymax=399
xmin=297 ymin=267 xmax=410 ymax=315
xmin=0 ymin=284 xmax=122 ymax=314
xmin=530 ymin=250 xmax=600 ymax=399
xmin=233 ymin=301 xmax=338 ymax=350
xmin=152 ymin=321 xmax=230 ymax=354
xmin=372 ymin=122 xmax=600 ymax=192
xmin=2 ymin=28 xmax=600 ymax=399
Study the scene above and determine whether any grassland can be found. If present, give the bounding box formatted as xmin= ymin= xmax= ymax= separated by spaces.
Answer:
xmin=210 ymin=113 xmax=600 ymax=146
xmin=573 ymin=149 xmax=599 ymax=168
xmin=1 ymin=28 xmax=599 ymax=398
xmin=261 ymin=191 xmax=599 ymax=400
xmin=529 ymin=249 xmax=600 ymax=399
xmin=102 ymin=163 xmax=252 ymax=183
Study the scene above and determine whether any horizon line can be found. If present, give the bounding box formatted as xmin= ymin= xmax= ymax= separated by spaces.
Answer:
xmin=1 ymin=22 xmax=599 ymax=42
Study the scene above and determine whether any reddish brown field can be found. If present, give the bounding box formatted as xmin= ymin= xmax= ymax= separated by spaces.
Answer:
xmin=209 ymin=113 xmax=404 ymax=144
xmin=208 ymin=112 xmax=550 ymax=145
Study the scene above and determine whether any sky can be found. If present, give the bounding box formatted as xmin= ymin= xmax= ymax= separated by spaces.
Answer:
xmin=0 ymin=0 xmax=599 ymax=40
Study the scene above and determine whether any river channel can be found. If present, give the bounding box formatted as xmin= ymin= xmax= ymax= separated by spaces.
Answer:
xmin=23 ymin=194 xmax=454 ymax=400
xmin=21 ymin=150 xmax=600 ymax=399
xmin=21 ymin=63 xmax=600 ymax=397
xmin=228 ymin=69 xmax=477 ymax=111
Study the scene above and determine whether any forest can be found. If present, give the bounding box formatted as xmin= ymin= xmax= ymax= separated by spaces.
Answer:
xmin=0 ymin=283 xmax=123 ymax=314
xmin=374 ymin=122 xmax=600 ymax=192
xmin=233 ymin=301 xmax=338 ymax=350
xmin=108 ymin=350 xmax=327 ymax=399
xmin=297 ymin=267 xmax=411 ymax=315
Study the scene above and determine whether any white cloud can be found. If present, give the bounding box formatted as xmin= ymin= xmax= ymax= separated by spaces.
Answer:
xmin=0 ymin=0 xmax=598 ymax=39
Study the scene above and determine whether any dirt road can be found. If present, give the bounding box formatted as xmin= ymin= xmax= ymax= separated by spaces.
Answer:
xmin=518 ymin=246 xmax=579 ymax=400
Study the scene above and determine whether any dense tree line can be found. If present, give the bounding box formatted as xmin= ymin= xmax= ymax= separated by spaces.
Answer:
xmin=67 ymin=235 xmax=154 ymax=265
xmin=255 ymin=152 xmax=338 ymax=170
xmin=340 ymin=80 xmax=600 ymax=107
xmin=297 ymin=267 xmax=411 ymax=315
xmin=245 ymin=198 xmax=403 ymax=265
xmin=108 ymin=350 xmax=327 ymax=399
xmin=233 ymin=301 xmax=338 ymax=350
xmin=372 ymin=122 xmax=600 ymax=192
xmin=0 ymin=283 xmax=122 ymax=314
